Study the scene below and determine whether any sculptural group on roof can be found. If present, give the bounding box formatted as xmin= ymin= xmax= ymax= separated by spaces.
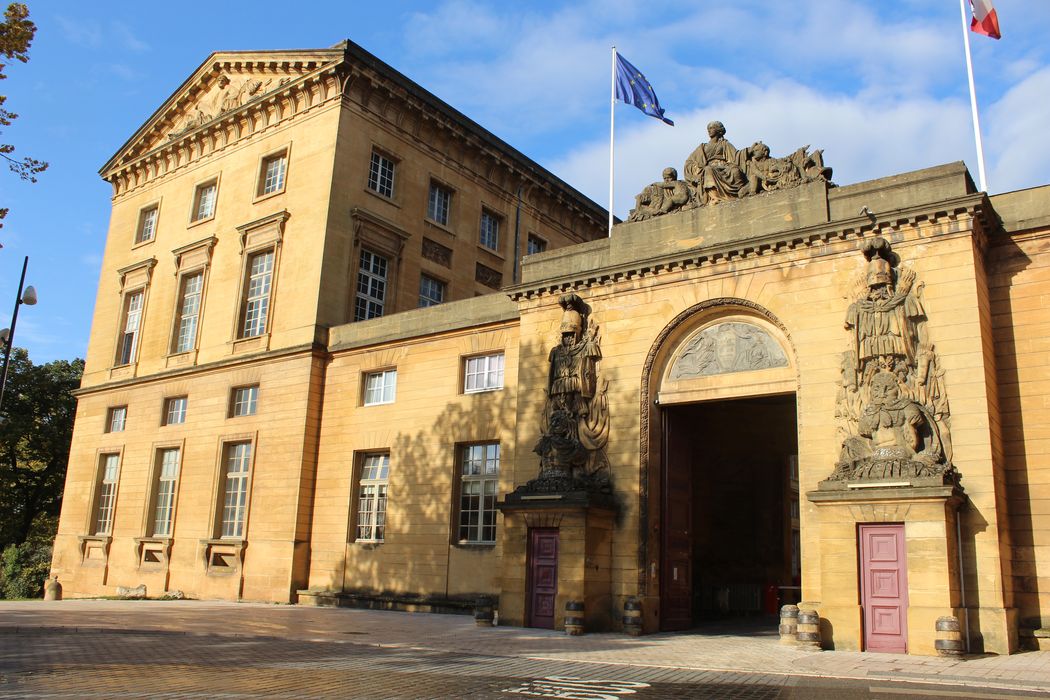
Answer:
xmin=628 ymin=120 xmax=832 ymax=222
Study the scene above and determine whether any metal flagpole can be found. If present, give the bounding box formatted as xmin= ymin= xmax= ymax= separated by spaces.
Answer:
xmin=609 ymin=46 xmax=616 ymax=237
xmin=959 ymin=0 xmax=989 ymax=193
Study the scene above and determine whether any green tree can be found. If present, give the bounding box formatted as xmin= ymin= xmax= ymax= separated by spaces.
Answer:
xmin=0 ymin=3 xmax=47 ymax=229
xmin=0 ymin=348 xmax=82 ymax=552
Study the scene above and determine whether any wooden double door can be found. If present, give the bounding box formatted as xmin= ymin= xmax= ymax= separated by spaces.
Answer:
xmin=526 ymin=528 xmax=559 ymax=629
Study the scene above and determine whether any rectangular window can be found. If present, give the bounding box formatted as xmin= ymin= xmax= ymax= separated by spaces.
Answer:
xmin=172 ymin=272 xmax=203 ymax=353
xmin=355 ymin=453 xmax=389 ymax=542
xmin=94 ymin=453 xmax=120 ymax=535
xmin=230 ymin=385 xmax=258 ymax=417
xmin=363 ymin=369 xmax=397 ymax=406
xmin=116 ymin=291 xmax=144 ymax=366
xmin=152 ymin=448 xmax=180 ymax=537
xmin=480 ymin=210 xmax=500 ymax=251
xmin=418 ymin=274 xmax=446 ymax=308
xmin=367 ymin=151 xmax=395 ymax=198
xmin=163 ymin=397 xmax=187 ymax=426
xmin=458 ymin=443 xmax=499 ymax=544
xmin=464 ymin=353 xmax=505 ymax=393
xmin=241 ymin=250 xmax=274 ymax=338
xmin=427 ymin=182 xmax=452 ymax=226
xmin=354 ymin=249 xmax=388 ymax=321
xmin=192 ymin=181 xmax=217 ymax=222
xmin=106 ymin=406 xmax=127 ymax=433
xmin=527 ymin=234 xmax=547 ymax=256
xmin=220 ymin=442 xmax=251 ymax=539
xmin=136 ymin=206 xmax=158 ymax=244
xmin=258 ymin=152 xmax=287 ymax=196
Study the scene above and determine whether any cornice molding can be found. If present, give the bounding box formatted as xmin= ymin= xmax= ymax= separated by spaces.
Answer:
xmin=506 ymin=194 xmax=988 ymax=302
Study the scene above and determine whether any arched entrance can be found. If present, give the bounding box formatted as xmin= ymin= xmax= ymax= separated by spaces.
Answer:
xmin=639 ymin=300 xmax=801 ymax=632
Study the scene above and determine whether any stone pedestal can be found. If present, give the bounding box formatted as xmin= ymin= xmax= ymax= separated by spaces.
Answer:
xmin=498 ymin=490 xmax=616 ymax=632
xmin=807 ymin=484 xmax=965 ymax=655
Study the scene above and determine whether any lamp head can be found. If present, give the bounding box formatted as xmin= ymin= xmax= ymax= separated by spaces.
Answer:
xmin=21 ymin=286 xmax=37 ymax=306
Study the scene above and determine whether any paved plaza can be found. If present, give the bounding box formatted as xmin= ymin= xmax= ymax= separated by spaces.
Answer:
xmin=0 ymin=600 xmax=1048 ymax=698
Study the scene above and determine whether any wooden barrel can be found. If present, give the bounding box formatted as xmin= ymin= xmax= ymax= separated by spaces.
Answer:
xmin=565 ymin=600 xmax=585 ymax=636
xmin=622 ymin=598 xmax=642 ymax=636
xmin=474 ymin=596 xmax=494 ymax=627
xmin=796 ymin=608 xmax=821 ymax=650
xmin=779 ymin=604 xmax=799 ymax=645
xmin=935 ymin=615 xmax=965 ymax=656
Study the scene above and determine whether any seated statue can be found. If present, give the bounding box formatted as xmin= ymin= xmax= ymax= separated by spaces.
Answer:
xmin=836 ymin=372 xmax=945 ymax=480
xmin=683 ymin=121 xmax=749 ymax=205
xmin=628 ymin=167 xmax=691 ymax=221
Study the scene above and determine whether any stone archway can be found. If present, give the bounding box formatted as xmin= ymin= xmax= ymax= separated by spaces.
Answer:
xmin=637 ymin=298 xmax=800 ymax=632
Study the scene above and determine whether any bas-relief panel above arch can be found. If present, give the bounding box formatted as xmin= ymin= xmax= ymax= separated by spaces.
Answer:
xmin=657 ymin=314 xmax=796 ymax=404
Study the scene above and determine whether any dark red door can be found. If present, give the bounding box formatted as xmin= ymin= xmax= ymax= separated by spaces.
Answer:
xmin=527 ymin=528 xmax=558 ymax=629
xmin=859 ymin=523 xmax=909 ymax=653
xmin=661 ymin=411 xmax=693 ymax=630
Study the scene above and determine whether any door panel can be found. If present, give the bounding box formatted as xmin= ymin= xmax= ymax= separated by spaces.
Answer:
xmin=859 ymin=523 xmax=908 ymax=653
xmin=527 ymin=528 xmax=558 ymax=629
xmin=661 ymin=411 xmax=693 ymax=630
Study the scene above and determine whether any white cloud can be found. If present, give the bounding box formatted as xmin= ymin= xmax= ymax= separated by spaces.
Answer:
xmin=986 ymin=66 xmax=1050 ymax=192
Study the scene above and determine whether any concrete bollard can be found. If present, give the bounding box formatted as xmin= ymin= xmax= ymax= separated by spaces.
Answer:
xmin=796 ymin=608 xmax=822 ymax=650
xmin=565 ymin=600 xmax=585 ymax=636
xmin=622 ymin=597 xmax=643 ymax=636
xmin=43 ymin=576 xmax=62 ymax=601
xmin=935 ymin=616 xmax=965 ymax=657
xmin=474 ymin=596 xmax=495 ymax=627
xmin=779 ymin=604 xmax=799 ymax=645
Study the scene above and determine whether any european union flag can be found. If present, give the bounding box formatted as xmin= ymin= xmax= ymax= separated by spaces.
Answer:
xmin=614 ymin=53 xmax=674 ymax=126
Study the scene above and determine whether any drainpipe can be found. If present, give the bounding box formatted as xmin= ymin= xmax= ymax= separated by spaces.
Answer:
xmin=956 ymin=508 xmax=970 ymax=652
xmin=513 ymin=185 xmax=523 ymax=284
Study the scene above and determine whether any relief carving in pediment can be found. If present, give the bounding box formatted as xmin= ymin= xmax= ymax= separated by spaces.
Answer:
xmin=166 ymin=73 xmax=285 ymax=141
xmin=670 ymin=321 xmax=788 ymax=379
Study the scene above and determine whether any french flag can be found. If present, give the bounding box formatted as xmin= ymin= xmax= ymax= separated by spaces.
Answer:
xmin=970 ymin=0 xmax=1001 ymax=40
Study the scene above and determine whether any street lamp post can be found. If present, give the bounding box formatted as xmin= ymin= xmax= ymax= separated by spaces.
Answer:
xmin=0 ymin=255 xmax=38 ymax=412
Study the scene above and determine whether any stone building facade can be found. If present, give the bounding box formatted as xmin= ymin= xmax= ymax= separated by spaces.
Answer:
xmin=53 ymin=43 xmax=1050 ymax=657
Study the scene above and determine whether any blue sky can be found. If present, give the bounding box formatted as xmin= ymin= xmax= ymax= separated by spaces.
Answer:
xmin=1 ymin=0 xmax=1048 ymax=365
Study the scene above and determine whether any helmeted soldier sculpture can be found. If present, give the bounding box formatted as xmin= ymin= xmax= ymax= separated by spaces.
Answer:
xmin=627 ymin=120 xmax=832 ymax=222
xmin=826 ymin=237 xmax=956 ymax=485
xmin=524 ymin=293 xmax=611 ymax=494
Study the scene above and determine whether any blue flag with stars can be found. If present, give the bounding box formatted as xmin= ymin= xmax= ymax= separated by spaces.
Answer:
xmin=614 ymin=53 xmax=673 ymax=126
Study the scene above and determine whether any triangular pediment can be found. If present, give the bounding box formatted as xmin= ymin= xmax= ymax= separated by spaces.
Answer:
xmin=102 ymin=48 xmax=345 ymax=176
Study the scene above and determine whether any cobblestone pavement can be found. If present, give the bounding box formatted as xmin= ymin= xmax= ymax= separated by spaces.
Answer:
xmin=1 ymin=601 xmax=1048 ymax=698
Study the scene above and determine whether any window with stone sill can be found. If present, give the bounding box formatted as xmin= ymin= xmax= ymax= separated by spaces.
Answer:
xmin=354 ymin=248 xmax=388 ymax=321
xmin=363 ymin=369 xmax=397 ymax=406
xmin=219 ymin=442 xmax=252 ymax=539
xmin=463 ymin=353 xmax=504 ymax=393
xmin=106 ymin=406 xmax=127 ymax=433
xmin=163 ymin=397 xmax=187 ymax=426
xmin=418 ymin=274 xmax=446 ymax=308
xmin=354 ymin=453 xmax=389 ymax=542
xmin=367 ymin=151 xmax=396 ymax=198
xmin=480 ymin=209 xmax=500 ymax=251
xmin=527 ymin=233 xmax=547 ymax=256
xmin=115 ymin=290 xmax=144 ymax=366
xmin=257 ymin=151 xmax=287 ymax=197
xmin=427 ymin=182 xmax=452 ymax=226
xmin=192 ymin=180 xmax=217 ymax=222
xmin=229 ymin=385 xmax=258 ymax=418
xmin=239 ymin=249 xmax=274 ymax=339
xmin=93 ymin=453 xmax=121 ymax=535
xmin=151 ymin=447 xmax=181 ymax=537
xmin=457 ymin=443 xmax=499 ymax=544
xmin=136 ymin=205 xmax=158 ymax=244
xmin=172 ymin=271 xmax=203 ymax=353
